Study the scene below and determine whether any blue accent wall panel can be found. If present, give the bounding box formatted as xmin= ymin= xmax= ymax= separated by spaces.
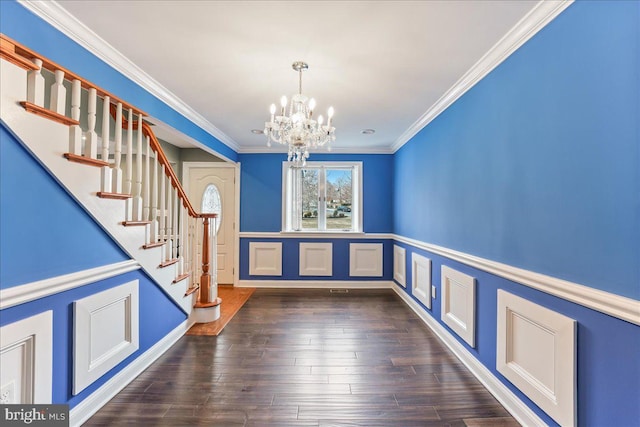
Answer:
xmin=240 ymin=237 xmax=393 ymax=281
xmin=0 ymin=124 xmax=128 ymax=288
xmin=393 ymin=0 xmax=639 ymax=299
xmin=0 ymin=270 xmax=186 ymax=408
xmin=395 ymin=241 xmax=640 ymax=427
xmin=239 ymin=153 xmax=393 ymax=233
xmin=0 ymin=1 xmax=237 ymax=162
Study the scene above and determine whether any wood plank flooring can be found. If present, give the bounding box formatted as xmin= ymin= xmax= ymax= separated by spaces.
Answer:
xmin=85 ymin=289 xmax=520 ymax=426
xmin=187 ymin=286 xmax=256 ymax=336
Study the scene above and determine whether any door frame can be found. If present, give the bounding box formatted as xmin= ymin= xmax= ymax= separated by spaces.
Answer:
xmin=182 ymin=161 xmax=241 ymax=286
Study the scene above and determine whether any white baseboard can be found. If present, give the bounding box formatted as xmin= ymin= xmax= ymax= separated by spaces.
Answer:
xmin=237 ymin=280 xmax=393 ymax=289
xmin=69 ymin=319 xmax=189 ymax=427
xmin=392 ymin=285 xmax=546 ymax=427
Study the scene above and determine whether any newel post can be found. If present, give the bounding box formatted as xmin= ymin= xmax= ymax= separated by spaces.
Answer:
xmin=193 ymin=213 xmax=221 ymax=323
xmin=198 ymin=214 xmax=217 ymax=305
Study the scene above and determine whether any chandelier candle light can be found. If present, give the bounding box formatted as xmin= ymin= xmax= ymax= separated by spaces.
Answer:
xmin=264 ymin=61 xmax=335 ymax=166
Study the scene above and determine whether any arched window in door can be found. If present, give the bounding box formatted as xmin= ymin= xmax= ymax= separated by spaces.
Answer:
xmin=201 ymin=184 xmax=222 ymax=234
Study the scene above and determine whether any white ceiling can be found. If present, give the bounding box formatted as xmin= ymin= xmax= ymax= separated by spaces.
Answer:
xmin=54 ymin=0 xmax=540 ymax=153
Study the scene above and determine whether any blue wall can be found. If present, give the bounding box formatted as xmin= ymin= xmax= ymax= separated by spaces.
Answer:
xmin=0 ymin=124 xmax=128 ymax=288
xmin=394 ymin=241 xmax=640 ymax=427
xmin=0 ymin=128 xmax=186 ymax=408
xmin=0 ymin=269 xmax=186 ymax=408
xmin=239 ymin=152 xmax=394 ymax=281
xmin=239 ymin=152 xmax=394 ymax=233
xmin=392 ymin=1 xmax=640 ymax=426
xmin=0 ymin=1 xmax=237 ymax=162
xmin=240 ymin=237 xmax=393 ymax=281
xmin=393 ymin=0 xmax=639 ymax=300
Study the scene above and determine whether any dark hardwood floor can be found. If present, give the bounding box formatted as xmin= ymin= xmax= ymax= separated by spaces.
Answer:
xmin=85 ymin=289 xmax=520 ymax=426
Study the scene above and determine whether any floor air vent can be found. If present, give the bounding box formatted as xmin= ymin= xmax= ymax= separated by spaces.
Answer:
xmin=330 ymin=289 xmax=349 ymax=293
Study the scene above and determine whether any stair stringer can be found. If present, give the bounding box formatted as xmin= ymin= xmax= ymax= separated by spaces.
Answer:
xmin=1 ymin=59 xmax=196 ymax=315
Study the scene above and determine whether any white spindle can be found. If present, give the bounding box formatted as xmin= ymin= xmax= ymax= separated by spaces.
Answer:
xmin=124 ymin=109 xmax=134 ymax=220
xmin=149 ymin=150 xmax=159 ymax=243
xmin=84 ymin=88 xmax=98 ymax=159
xmin=159 ymin=164 xmax=166 ymax=258
xmin=49 ymin=69 xmax=66 ymax=115
xmin=178 ymin=204 xmax=186 ymax=276
xmin=173 ymin=188 xmax=179 ymax=260
xmin=131 ymin=115 xmax=144 ymax=221
xmin=143 ymin=135 xmax=151 ymax=222
xmin=26 ymin=58 xmax=44 ymax=107
xmin=194 ymin=216 xmax=200 ymax=283
xmin=68 ymin=79 xmax=82 ymax=155
xmin=125 ymin=109 xmax=133 ymax=193
xmin=100 ymin=96 xmax=112 ymax=193
xmin=211 ymin=216 xmax=218 ymax=298
xmin=112 ymin=103 xmax=123 ymax=193
xmin=166 ymin=183 xmax=173 ymax=261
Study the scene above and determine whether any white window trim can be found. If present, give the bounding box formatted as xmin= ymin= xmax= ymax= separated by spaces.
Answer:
xmin=282 ymin=161 xmax=363 ymax=233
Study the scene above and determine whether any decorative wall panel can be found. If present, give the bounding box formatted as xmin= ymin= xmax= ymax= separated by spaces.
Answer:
xmin=349 ymin=243 xmax=383 ymax=277
xmin=74 ymin=281 xmax=139 ymax=394
xmin=441 ymin=265 xmax=476 ymax=347
xmin=0 ymin=311 xmax=53 ymax=404
xmin=497 ymin=290 xmax=576 ymax=426
xmin=412 ymin=253 xmax=432 ymax=309
xmin=299 ymin=243 xmax=333 ymax=276
xmin=249 ymin=242 xmax=282 ymax=276
xmin=393 ymin=245 xmax=406 ymax=287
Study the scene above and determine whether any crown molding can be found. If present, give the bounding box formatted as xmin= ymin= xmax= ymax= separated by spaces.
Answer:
xmin=17 ymin=0 xmax=240 ymax=153
xmin=391 ymin=0 xmax=574 ymax=152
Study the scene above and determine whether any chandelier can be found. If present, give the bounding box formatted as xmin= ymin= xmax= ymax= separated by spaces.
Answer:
xmin=264 ymin=61 xmax=335 ymax=166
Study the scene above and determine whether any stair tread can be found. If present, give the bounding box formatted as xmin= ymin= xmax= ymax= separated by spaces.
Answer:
xmin=64 ymin=153 xmax=109 ymax=168
xmin=20 ymin=101 xmax=80 ymax=126
xmin=173 ymin=273 xmax=190 ymax=284
xmin=142 ymin=241 xmax=165 ymax=249
xmin=159 ymin=258 xmax=179 ymax=268
xmin=97 ymin=191 xmax=132 ymax=200
xmin=122 ymin=220 xmax=152 ymax=227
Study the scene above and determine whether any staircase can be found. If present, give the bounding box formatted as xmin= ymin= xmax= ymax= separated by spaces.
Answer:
xmin=0 ymin=35 xmax=221 ymax=320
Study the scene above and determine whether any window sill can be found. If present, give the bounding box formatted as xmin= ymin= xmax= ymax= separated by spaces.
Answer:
xmin=280 ymin=230 xmax=365 ymax=238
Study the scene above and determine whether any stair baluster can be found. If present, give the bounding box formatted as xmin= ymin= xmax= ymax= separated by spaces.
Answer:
xmin=113 ymin=103 xmax=123 ymax=193
xmin=132 ymin=115 xmax=144 ymax=221
xmin=26 ymin=58 xmax=44 ymax=107
xmin=100 ymin=96 xmax=112 ymax=193
xmin=150 ymin=149 xmax=159 ymax=244
xmin=84 ymin=88 xmax=98 ymax=159
xmin=69 ymin=79 xmax=82 ymax=156
xmin=49 ymin=69 xmax=65 ymax=115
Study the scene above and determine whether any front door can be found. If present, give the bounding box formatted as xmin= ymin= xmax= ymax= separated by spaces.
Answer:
xmin=185 ymin=163 xmax=236 ymax=285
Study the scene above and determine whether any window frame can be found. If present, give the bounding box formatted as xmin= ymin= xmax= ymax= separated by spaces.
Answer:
xmin=281 ymin=161 xmax=363 ymax=233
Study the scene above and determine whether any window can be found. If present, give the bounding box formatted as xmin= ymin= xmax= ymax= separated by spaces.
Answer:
xmin=283 ymin=161 xmax=362 ymax=232
xmin=201 ymin=184 xmax=222 ymax=233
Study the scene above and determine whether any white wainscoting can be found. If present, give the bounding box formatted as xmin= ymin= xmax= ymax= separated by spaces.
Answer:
xmin=249 ymin=242 xmax=282 ymax=276
xmin=393 ymin=245 xmax=406 ymax=287
xmin=299 ymin=243 xmax=333 ymax=276
xmin=411 ymin=253 xmax=432 ymax=310
xmin=441 ymin=265 xmax=476 ymax=347
xmin=497 ymin=290 xmax=576 ymax=427
xmin=0 ymin=311 xmax=53 ymax=404
xmin=349 ymin=243 xmax=383 ymax=277
xmin=73 ymin=281 xmax=139 ymax=395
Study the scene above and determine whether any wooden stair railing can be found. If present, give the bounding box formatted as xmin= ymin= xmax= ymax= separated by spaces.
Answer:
xmin=0 ymin=34 xmax=220 ymax=310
